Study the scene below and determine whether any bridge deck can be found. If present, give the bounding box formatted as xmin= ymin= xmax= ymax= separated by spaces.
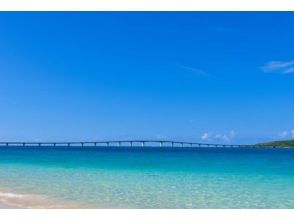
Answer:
xmin=0 ymin=141 xmax=273 ymax=148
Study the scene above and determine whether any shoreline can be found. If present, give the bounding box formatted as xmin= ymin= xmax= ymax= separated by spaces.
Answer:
xmin=0 ymin=191 xmax=25 ymax=209
xmin=0 ymin=202 xmax=19 ymax=209
xmin=0 ymin=188 xmax=83 ymax=209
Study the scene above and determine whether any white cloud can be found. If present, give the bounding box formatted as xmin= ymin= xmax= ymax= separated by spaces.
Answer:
xmin=279 ymin=129 xmax=294 ymax=139
xmin=201 ymin=132 xmax=210 ymax=140
xmin=155 ymin=135 xmax=168 ymax=140
xmin=200 ymin=130 xmax=236 ymax=142
xmin=261 ymin=60 xmax=294 ymax=74
xmin=181 ymin=65 xmax=209 ymax=77
xmin=279 ymin=131 xmax=289 ymax=138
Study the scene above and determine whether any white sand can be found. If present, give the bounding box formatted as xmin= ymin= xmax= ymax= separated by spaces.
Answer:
xmin=0 ymin=202 xmax=19 ymax=208
xmin=0 ymin=189 xmax=83 ymax=209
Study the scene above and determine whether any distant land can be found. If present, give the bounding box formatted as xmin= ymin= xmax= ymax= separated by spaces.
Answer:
xmin=258 ymin=139 xmax=294 ymax=147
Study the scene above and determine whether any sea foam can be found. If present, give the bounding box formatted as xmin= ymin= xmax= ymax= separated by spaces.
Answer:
xmin=0 ymin=192 xmax=24 ymax=198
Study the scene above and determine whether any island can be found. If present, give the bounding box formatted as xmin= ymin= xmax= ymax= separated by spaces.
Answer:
xmin=257 ymin=139 xmax=294 ymax=147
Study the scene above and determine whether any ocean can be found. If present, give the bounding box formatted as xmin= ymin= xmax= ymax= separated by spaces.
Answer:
xmin=0 ymin=146 xmax=293 ymax=208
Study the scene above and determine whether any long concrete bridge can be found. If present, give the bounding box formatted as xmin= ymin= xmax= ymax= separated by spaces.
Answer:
xmin=0 ymin=140 xmax=273 ymax=148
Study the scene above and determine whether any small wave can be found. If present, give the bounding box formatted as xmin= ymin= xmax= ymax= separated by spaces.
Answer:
xmin=0 ymin=190 xmax=83 ymax=208
xmin=0 ymin=192 xmax=24 ymax=199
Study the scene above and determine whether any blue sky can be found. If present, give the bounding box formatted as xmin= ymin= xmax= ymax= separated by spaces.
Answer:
xmin=0 ymin=12 xmax=293 ymax=144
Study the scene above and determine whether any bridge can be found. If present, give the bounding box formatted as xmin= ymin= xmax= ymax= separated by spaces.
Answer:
xmin=0 ymin=140 xmax=273 ymax=148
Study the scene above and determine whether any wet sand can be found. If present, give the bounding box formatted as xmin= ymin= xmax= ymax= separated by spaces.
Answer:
xmin=0 ymin=202 xmax=19 ymax=208
xmin=0 ymin=188 xmax=86 ymax=209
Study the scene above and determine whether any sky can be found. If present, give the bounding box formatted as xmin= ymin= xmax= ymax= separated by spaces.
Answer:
xmin=0 ymin=12 xmax=293 ymax=144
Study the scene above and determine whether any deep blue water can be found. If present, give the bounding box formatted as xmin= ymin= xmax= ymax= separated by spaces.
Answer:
xmin=0 ymin=147 xmax=293 ymax=208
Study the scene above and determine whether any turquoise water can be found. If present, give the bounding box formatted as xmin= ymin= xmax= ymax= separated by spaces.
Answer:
xmin=0 ymin=147 xmax=293 ymax=208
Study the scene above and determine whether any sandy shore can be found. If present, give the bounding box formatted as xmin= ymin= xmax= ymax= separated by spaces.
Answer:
xmin=0 ymin=188 xmax=86 ymax=209
xmin=0 ymin=189 xmax=73 ymax=209
xmin=0 ymin=202 xmax=19 ymax=209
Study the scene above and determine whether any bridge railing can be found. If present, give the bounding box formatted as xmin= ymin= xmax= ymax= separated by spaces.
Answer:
xmin=0 ymin=141 xmax=275 ymax=148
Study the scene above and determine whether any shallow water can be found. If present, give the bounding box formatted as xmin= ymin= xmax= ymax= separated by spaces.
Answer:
xmin=0 ymin=147 xmax=293 ymax=208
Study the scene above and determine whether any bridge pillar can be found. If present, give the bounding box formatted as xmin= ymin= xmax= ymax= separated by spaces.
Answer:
xmin=160 ymin=142 xmax=163 ymax=147
xmin=141 ymin=142 xmax=145 ymax=147
xmin=107 ymin=142 xmax=109 ymax=147
xmin=172 ymin=142 xmax=174 ymax=147
xmin=119 ymin=142 xmax=121 ymax=147
xmin=81 ymin=142 xmax=84 ymax=147
xmin=130 ymin=142 xmax=132 ymax=147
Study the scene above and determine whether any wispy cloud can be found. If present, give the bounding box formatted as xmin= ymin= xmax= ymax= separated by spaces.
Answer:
xmin=181 ymin=65 xmax=209 ymax=77
xmin=201 ymin=130 xmax=236 ymax=143
xmin=278 ymin=129 xmax=294 ymax=139
xmin=261 ymin=60 xmax=294 ymax=74
xmin=155 ymin=134 xmax=168 ymax=140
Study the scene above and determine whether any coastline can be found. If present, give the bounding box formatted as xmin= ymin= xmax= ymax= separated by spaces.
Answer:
xmin=0 ymin=190 xmax=25 ymax=209
xmin=0 ymin=188 xmax=83 ymax=209
xmin=0 ymin=202 xmax=18 ymax=209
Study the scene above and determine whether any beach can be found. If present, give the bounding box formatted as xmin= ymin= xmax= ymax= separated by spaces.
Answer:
xmin=0 ymin=202 xmax=17 ymax=209
xmin=0 ymin=188 xmax=83 ymax=208
xmin=0 ymin=190 xmax=27 ymax=208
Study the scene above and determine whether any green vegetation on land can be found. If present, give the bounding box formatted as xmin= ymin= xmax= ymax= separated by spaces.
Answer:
xmin=257 ymin=139 xmax=294 ymax=147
